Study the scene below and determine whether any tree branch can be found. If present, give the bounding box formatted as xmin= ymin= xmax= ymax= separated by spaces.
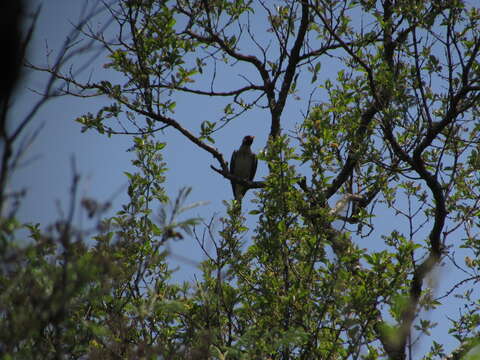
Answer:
xmin=269 ymin=0 xmax=310 ymax=138
xmin=210 ymin=165 xmax=265 ymax=190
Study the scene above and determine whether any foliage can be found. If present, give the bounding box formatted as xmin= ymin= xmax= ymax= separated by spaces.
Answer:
xmin=2 ymin=0 xmax=480 ymax=359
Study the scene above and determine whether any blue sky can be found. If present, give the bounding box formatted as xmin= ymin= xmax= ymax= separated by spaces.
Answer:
xmin=14 ymin=0 xmax=272 ymax=285
xmin=12 ymin=0 xmax=477 ymax=356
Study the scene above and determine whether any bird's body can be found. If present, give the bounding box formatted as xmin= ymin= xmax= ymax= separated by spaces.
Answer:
xmin=230 ymin=135 xmax=257 ymax=202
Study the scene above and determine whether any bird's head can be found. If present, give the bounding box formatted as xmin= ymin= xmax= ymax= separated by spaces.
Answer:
xmin=242 ymin=135 xmax=255 ymax=146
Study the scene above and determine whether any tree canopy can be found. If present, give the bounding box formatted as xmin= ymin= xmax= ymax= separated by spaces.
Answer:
xmin=2 ymin=0 xmax=480 ymax=359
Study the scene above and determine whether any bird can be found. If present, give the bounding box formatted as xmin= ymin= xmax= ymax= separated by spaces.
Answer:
xmin=230 ymin=135 xmax=258 ymax=202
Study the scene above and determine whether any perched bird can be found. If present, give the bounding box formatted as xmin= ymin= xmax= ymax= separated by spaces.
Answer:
xmin=230 ymin=135 xmax=258 ymax=202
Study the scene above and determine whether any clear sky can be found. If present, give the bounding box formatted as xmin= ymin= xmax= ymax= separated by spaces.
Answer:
xmin=12 ymin=0 xmax=474 ymax=356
